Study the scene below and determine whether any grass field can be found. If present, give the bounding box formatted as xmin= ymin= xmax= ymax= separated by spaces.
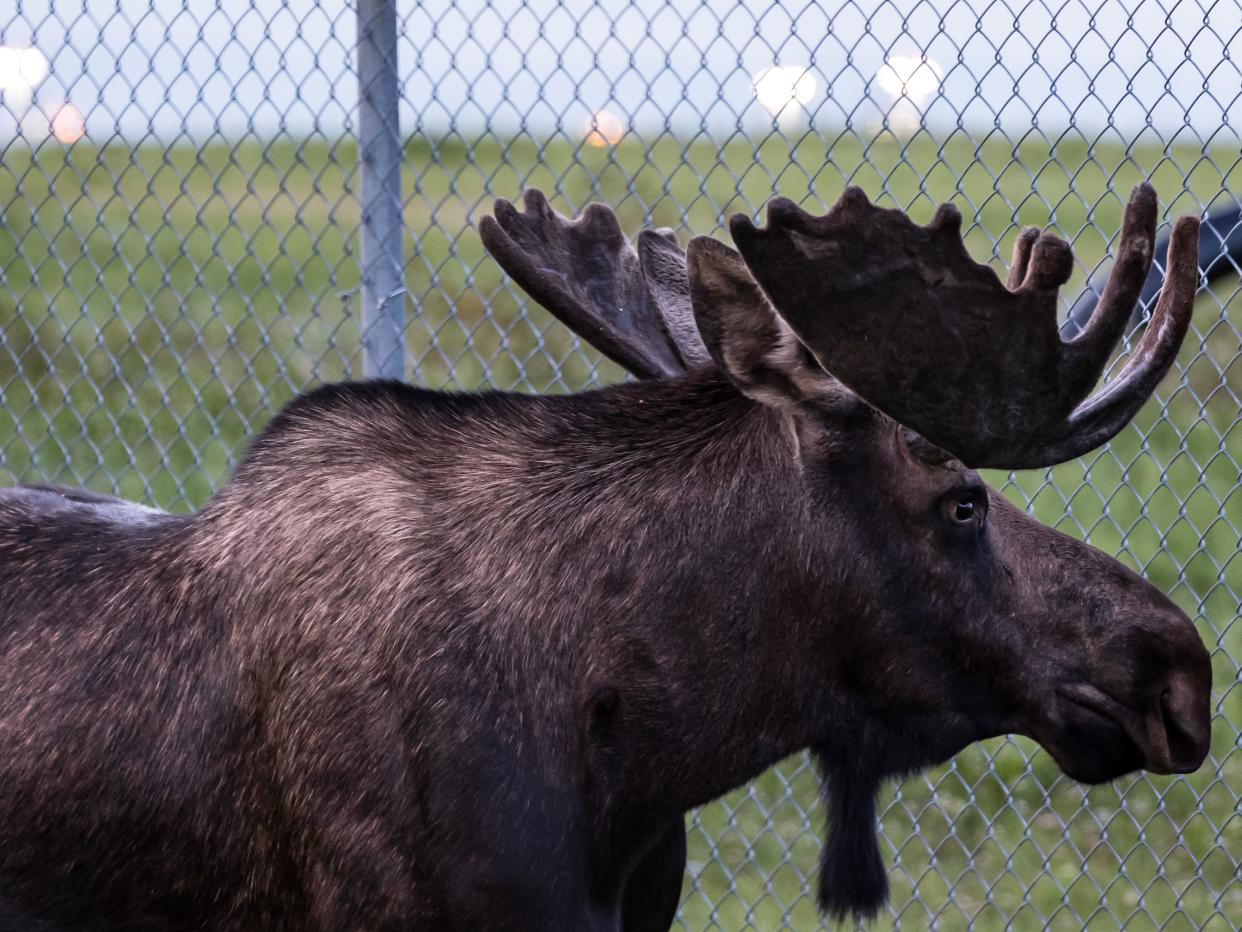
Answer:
xmin=0 ymin=132 xmax=1239 ymax=928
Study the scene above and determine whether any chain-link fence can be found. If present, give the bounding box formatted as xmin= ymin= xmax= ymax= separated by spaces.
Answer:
xmin=1 ymin=1 xmax=1239 ymax=928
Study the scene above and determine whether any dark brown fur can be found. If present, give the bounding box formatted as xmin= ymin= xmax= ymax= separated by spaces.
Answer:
xmin=0 ymin=369 xmax=1211 ymax=930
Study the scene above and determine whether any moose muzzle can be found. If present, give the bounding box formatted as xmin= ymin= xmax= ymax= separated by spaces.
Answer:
xmin=1054 ymin=606 xmax=1212 ymax=780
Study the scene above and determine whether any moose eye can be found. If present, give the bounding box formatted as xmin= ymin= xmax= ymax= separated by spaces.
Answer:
xmin=946 ymin=490 xmax=986 ymax=527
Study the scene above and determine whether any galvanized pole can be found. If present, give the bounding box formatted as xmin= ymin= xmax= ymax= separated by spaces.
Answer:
xmin=357 ymin=0 xmax=405 ymax=379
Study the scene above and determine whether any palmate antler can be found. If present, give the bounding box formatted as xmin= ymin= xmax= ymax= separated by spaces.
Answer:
xmin=481 ymin=185 xmax=1200 ymax=470
xmin=478 ymin=189 xmax=710 ymax=379
xmin=729 ymin=184 xmax=1200 ymax=468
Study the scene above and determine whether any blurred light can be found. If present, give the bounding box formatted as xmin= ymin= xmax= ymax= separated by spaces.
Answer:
xmin=0 ymin=46 xmax=49 ymax=96
xmin=874 ymin=53 xmax=943 ymax=138
xmin=752 ymin=66 xmax=818 ymax=123
xmin=583 ymin=109 xmax=625 ymax=147
xmin=49 ymin=102 xmax=85 ymax=144
xmin=875 ymin=54 xmax=943 ymax=105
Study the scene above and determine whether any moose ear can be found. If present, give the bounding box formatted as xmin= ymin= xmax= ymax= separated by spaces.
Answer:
xmin=686 ymin=235 xmax=847 ymax=411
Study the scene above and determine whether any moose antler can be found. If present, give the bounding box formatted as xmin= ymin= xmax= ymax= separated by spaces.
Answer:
xmin=479 ymin=189 xmax=711 ymax=379
xmin=729 ymin=183 xmax=1201 ymax=468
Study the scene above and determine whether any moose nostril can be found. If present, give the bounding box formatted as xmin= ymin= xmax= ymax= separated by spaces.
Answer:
xmin=1160 ymin=689 xmax=1205 ymax=771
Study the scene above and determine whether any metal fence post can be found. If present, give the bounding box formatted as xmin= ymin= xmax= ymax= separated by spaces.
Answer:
xmin=357 ymin=0 xmax=405 ymax=380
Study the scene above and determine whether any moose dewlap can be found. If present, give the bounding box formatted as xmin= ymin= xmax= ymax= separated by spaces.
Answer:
xmin=0 ymin=184 xmax=1211 ymax=930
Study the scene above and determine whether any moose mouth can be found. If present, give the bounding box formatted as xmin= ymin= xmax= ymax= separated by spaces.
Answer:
xmin=1047 ymin=684 xmax=1147 ymax=783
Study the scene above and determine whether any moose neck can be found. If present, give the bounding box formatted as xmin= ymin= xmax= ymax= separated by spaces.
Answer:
xmin=540 ymin=374 xmax=959 ymax=918
xmin=527 ymin=373 xmax=849 ymax=826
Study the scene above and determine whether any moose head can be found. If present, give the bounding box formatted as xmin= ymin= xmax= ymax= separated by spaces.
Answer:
xmin=481 ymin=184 xmax=1211 ymax=919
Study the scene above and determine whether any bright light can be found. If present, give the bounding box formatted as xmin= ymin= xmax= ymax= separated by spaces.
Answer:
xmin=874 ymin=53 xmax=943 ymax=137
xmin=49 ymin=102 xmax=85 ymax=144
xmin=0 ymin=46 xmax=49 ymax=95
xmin=583 ymin=109 xmax=625 ymax=148
xmin=875 ymin=54 xmax=942 ymax=105
xmin=752 ymin=66 xmax=818 ymax=122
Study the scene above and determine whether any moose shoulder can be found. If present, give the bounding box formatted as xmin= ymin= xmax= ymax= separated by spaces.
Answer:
xmin=0 ymin=185 xmax=1213 ymax=931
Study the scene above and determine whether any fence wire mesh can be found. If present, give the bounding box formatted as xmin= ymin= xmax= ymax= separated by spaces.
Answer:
xmin=0 ymin=1 xmax=1239 ymax=928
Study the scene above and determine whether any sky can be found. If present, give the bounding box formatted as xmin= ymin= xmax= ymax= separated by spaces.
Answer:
xmin=1 ymin=0 xmax=1240 ymax=145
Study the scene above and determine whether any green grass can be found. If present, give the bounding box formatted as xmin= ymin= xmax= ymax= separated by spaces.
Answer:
xmin=0 ymin=132 xmax=1238 ymax=929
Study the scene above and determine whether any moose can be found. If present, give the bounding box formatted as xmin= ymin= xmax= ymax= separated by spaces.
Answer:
xmin=0 ymin=182 xmax=1215 ymax=930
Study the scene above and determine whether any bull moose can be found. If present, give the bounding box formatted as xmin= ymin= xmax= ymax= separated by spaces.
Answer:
xmin=0 ymin=182 xmax=1215 ymax=930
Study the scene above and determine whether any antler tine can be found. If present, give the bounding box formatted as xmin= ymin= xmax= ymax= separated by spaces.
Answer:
xmin=1050 ymin=215 xmax=1200 ymax=458
xmin=1005 ymin=228 xmax=1041 ymax=289
xmin=478 ymin=189 xmax=710 ymax=380
xmin=1058 ymin=185 xmax=1158 ymax=393
xmin=728 ymin=183 xmax=1200 ymax=469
